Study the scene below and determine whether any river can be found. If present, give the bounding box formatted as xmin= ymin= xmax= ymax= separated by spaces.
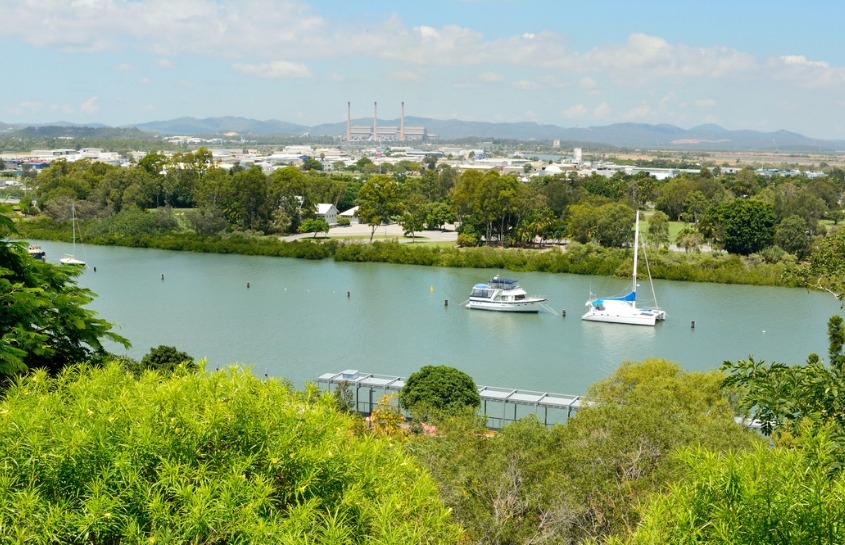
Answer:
xmin=32 ymin=241 xmax=835 ymax=396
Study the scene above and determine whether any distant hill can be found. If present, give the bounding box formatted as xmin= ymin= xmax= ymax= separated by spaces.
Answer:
xmin=9 ymin=125 xmax=151 ymax=139
xmin=135 ymin=116 xmax=845 ymax=152
xmin=3 ymin=117 xmax=844 ymax=152
xmin=132 ymin=116 xmax=310 ymax=137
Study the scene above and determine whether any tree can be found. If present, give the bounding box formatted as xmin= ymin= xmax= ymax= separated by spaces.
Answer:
xmin=0 ymin=363 xmax=461 ymax=542
xmin=565 ymin=201 xmax=603 ymax=243
xmin=655 ymin=177 xmax=693 ymax=220
xmin=399 ymin=365 xmax=481 ymax=416
xmin=558 ymin=359 xmax=761 ymax=541
xmin=595 ymin=203 xmax=635 ymax=247
xmin=297 ymin=217 xmax=330 ymax=237
xmin=137 ymin=151 xmax=167 ymax=176
xmin=682 ymin=190 xmax=709 ymax=223
xmin=139 ymin=344 xmax=194 ymax=372
xmin=646 ymin=210 xmax=670 ymax=248
xmin=226 ymin=166 xmax=268 ymax=231
xmin=0 ymin=210 xmax=130 ymax=378
xmin=775 ymin=214 xmax=811 ymax=258
xmin=675 ymin=226 xmax=703 ymax=253
xmin=356 ymin=174 xmax=402 ymax=242
xmin=805 ymin=229 xmax=845 ymax=301
xmin=722 ymin=314 xmax=845 ymax=440
xmin=301 ymin=157 xmax=323 ymax=171
xmin=399 ymin=193 xmax=427 ymax=241
xmin=707 ymin=198 xmax=775 ymax=255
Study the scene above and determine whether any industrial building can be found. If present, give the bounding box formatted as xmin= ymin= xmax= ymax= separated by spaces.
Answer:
xmin=346 ymin=102 xmax=428 ymax=142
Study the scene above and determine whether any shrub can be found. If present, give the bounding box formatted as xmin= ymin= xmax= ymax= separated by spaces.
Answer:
xmin=0 ymin=363 xmax=461 ymax=542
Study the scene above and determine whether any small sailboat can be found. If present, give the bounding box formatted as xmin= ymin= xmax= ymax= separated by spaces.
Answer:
xmin=581 ymin=210 xmax=666 ymax=326
xmin=60 ymin=202 xmax=86 ymax=266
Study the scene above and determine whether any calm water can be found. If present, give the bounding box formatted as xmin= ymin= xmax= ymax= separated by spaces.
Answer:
xmin=32 ymin=241 xmax=834 ymax=396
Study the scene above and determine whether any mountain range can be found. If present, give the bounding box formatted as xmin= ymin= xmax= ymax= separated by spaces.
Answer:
xmin=2 ymin=116 xmax=844 ymax=152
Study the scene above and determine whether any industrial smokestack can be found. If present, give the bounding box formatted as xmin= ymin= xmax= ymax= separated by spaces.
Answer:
xmin=373 ymin=101 xmax=378 ymax=141
xmin=400 ymin=101 xmax=405 ymax=142
xmin=346 ymin=101 xmax=351 ymax=141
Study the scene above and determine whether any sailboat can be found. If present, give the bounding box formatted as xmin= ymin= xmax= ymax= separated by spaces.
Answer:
xmin=60 ymin=202 xmax=86 ymax=266
xmin=581 ymin=210 xmax=666 ymax=326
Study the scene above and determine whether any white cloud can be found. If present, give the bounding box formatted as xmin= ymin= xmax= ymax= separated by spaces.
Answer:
xmin=157 ymin=59 xmax=174 ymax=69
xmin=0 ymin=0 xmax=325 ymax=57
xmin=594 ymin=102 xmax=613 ymax=118
xmin=233 ymin=60 xmax=313 ymax=79
xmin=562 ymin=104 xmax=588 ymax=118
xmin=114 ymin=63 xmax=135 ymax=72
xmin=512 ymin=80 xmax=538 ymax=90
xmin=695 ymin=98 xmax=716 ymax=108
xmin=390 ymin=70 xmax=422 ymax=83
xmin=81 ymin=96 xmax=100 ymax=114
xmin=577 ymin=33 xmax=758 ymax=84
xmin=781 ymin=55 xmax=829 ymax=68
xmin=579 ymin=77 xmax=598 ymax=92
xmin=478 ymin=71 xmax=504 ymax=83
xmin=139 ymin=77 xmax=152 ymax=85
xmin=769 ymin=55 xmax=845 ymax=89
xmin=623 ymin=104 xmax=651 ymax=120
xmin=7 ymin=101 xmax=46 ymax=115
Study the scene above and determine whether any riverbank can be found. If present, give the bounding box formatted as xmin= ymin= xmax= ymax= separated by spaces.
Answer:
xmin=13 ymin=216 xmax=804 ymax=288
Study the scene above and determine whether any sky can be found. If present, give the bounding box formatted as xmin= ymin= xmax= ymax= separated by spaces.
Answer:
xmin=2 ymin=0 xmax=845 ymax=140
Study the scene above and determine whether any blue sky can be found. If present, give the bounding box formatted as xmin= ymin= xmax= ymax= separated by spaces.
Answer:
xmin=2 ymin=0 xmax=844 ymax=139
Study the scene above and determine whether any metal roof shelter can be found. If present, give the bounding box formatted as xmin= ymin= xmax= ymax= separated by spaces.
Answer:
xmin=316 ymin=370 xmax=582 ymax=429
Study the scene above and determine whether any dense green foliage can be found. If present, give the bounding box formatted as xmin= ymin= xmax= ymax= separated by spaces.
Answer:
xmin=399 ymin=365 xmax=481 ymax=416
xmin=406 ymin=359 xmax=761 ymax=544
xmin=0 ymin=212 xmax=129 ymax=378
xmin=0 ymin=363 xmax=460 ymax=543
xmin=616 ymin=427 xmax=845 ymax=545
xmin=804 ymin=228 xmax=845 ymax=300
xmin=137 ymin=345 xmax=195 ymax=373
xmin=704 ymin=198 xmax=776 ymax=255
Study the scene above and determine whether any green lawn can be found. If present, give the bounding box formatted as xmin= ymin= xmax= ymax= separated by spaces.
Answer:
xmin=640 ymin=211 xmax=689 ymax=243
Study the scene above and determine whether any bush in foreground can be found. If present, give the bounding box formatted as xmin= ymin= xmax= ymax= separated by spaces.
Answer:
xmin=0 ymin=363 xmax=460 ymax=543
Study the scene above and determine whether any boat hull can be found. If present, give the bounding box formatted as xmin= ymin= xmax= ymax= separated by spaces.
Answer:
xmin=60 ymin=255 xmax=86 ymax=266
xmin=466 ymin=298 xmax=546 ymax=313
xmin=581 ymin=308 xmax=665 ymax=326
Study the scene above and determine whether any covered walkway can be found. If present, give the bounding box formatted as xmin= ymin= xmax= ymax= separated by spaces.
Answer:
xmin=315 ymin=370 xmax=583 ymax=429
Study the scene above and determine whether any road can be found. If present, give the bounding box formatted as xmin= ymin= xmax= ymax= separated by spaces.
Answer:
xmin=282 ymin=222 xmax=458 ymax=243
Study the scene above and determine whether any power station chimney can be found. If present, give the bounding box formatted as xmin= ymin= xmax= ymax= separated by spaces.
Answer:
xmin=373 ymin=101 xmax=378 ymax=141
xmin=400 ymin=101 xmax=405 ymax=142
xmin=346 ymin=101 xmax=351 ymax=141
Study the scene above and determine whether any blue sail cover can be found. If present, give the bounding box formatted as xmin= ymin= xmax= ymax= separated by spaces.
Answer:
xmin=593 ymin=291 xmax=636 ymax=304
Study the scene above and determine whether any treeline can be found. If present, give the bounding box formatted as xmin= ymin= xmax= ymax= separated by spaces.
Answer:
xmin=22 ymin=147 xmax=845 ymax=256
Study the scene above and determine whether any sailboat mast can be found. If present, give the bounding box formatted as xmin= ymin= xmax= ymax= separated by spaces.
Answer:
xmin=632 ymin=210 xmax=639 ymax=294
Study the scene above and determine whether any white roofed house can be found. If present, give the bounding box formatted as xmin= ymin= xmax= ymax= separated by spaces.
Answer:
xmin=316 ymin=203 xmax=338 ymax=226
xmin=339 ymin=206 xmax=359 ymax=224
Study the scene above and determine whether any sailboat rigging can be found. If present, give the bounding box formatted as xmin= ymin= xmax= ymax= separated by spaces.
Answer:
xmin=581 ymin=210 xmax=666 ymax=326
xmin=60 ymin=202 xmax=86 ymax=266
